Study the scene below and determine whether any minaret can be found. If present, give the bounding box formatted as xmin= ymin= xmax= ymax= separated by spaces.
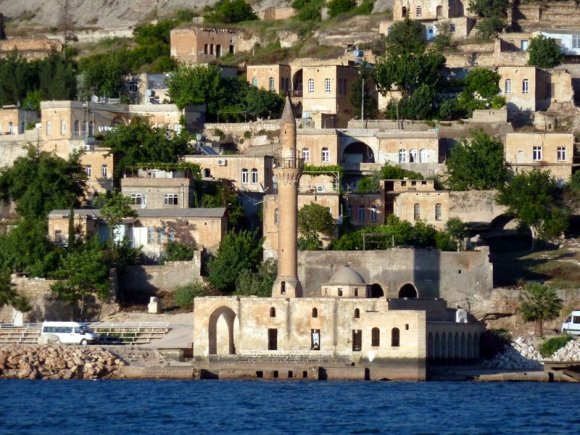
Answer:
xmin=272 ymin=96 xmax=303 ymax=298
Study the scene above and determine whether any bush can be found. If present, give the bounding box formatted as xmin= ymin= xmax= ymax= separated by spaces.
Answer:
xmin=174 ymin=281 xmax=206 ymax=308
xmin=539 ymin=335 xmax=574 ymax=358
xmin=327 ymin=0 xmax=357 ymax=17
xmin=480 ymin=329 xmax=511 ymax=359
xmin=161 ymin=241 xmax=195 ymax=262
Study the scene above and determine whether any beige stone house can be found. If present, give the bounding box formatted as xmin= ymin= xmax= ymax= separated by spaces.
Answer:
xmin=0 ymin=37 xmax=63 ymax=60
xmin=504 ymin=132 xmax=574 ymax=183
xmin=0 ymin=106 xmax=39 ymax=136
xmin=246 ymin=64 xmax=291 ymax=94
xmin=48 ymin=207 xmax=227 ymax=255
xmin=170 ymin=27 xmax=239 ymax=65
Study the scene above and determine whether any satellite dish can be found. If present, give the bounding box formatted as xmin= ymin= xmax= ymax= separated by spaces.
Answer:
xmin=146 ymin=89 xmax=155 ymax=97
xmin=91 ymin=95 xmax=99 ymax=103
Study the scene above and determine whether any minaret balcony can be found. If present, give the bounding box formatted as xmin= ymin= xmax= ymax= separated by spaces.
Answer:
xmin=274 ymin=157 xmax=304 ymax=170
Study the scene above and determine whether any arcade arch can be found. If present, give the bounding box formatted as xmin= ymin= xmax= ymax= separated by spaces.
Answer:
xmin=208 ymin=306 xmax=237 ymax=355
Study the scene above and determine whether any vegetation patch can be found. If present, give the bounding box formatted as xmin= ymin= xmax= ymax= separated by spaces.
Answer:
xmin=539 ymin=335 xmax=574 ymax=358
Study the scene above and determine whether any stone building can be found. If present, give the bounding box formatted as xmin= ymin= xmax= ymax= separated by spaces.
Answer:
xmin=170 ymin=27 xmax=239 ymax=65
xmin=48 ymin=207 xmax=227 ymax=256
xmin=246 ymin=64 xmax=291 ymax=94
xmin=0 ymin=106 xmax=39 ymax=135
xmin=0 ymin=37 xmax=63 ymax=60
xmin=504 ymin=132 xmax=574 ymax=183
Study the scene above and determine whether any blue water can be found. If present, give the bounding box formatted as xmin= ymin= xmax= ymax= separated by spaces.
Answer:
xmin=0 ymin=380 xmax=578 ymax=434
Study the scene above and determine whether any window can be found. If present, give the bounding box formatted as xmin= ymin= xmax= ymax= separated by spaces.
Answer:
xmin=370 ymin=205 xmax=377 ymax=222
xmin=419 ymin=149 xmax=428 ymax=163
xmin=60 ymin=120 xmax=66 ymax=135
xmin=311 ymin=329 xmax=320 ymax=350
xmin=270 ymin=307 xmax=276 ymax=318
xmin=416 ymin=5 xmax=422 ymax=17
xmin=46 ymin=121 xmax=52 ymax=136
xmin=274 ymin=208 xmax=279 ymax=225
xmin=131 ymin=193 xmax=145 ymax=206
xmin=354 ymin=308 xmax=360 ymax=319
xmin=533 ymin=146 xmax=542 ymax=161
xmin=268 ymin=77 xmax=275 ymax=91
xmin=87 ymin=121 xmax=94 ymax=137
xmin=252 ymin=77 xmax=258 ymax=87
xmin=168 ymin=229 xmax=175 ymax=242
xmin=522 ymin=79 xmax=529 ymax=94
xmin=312 ymin=308 xmax=318 ymax=318
xmin=352 ymin=330 xmax=362 ymax=351
xmin=128 ymin=81 xmax=138 ymax=93
xmin=241 ymin=168 xmax=249 ymax=184
xmin=414 ymin=203 xmax=420 ymax=221
xmin=505 ymin=79 xmax=511 ymax=94
xmin=101 ymin=164 xmax=108 ymax=179
xmin=74 ymin=120 xmax=80 ymax=135
xmin=409 ymin=149 xmax=417 ymax=163
xmin=321 ymin=147 xmax=330 ymax=162
xmin=85 ymin=165 xmax=92 ymax=177
xmin=268 ymin=329 xmax=278 ymax=350
xmin=347 ymin=205 xmax=352 ymax=219
xmin=398 ymin=149 xmax=407 ymax=163
xmin=302 ymin=147 xmax=310 ymax=162
xmin=8 ymin=122 xmax=13 ymax=134
xmin=338 ymin=288 xmax=343 ymax=297
xmin=372 ymin=327 xmax=380 ymax=347
xmin=163 ymin=193 xmax=179 ymax=206
xmin=325 ymin=78 xmax=331 ymax=93
xmin=157 ymin=228 xmax=166 ymax=244
xmin=435 ymin=203 xmax=442 ymax=221
xmin=308 ymin=78 xmax=315 ymax=93
xmin=147 ymin=227 xmax=155 ymax=244
xmin=204 ymin=43 xmax=208 ymax=54
xmin=216 ymin=44 xmax=222 ymax=57
xmin=358 ymin=206 xmax=365 ymax=222
xmin=573 ymin=34 xmax=580 ymax=49
xmin=520 ymin=40 xmax=528 ymax=51
xmin=391 ymin=328 xmax=400 ymax=347
xmin=449 ymin=24 xmax=456 ymax=32
xmin=557 ymin=146 xmax=566 ymax=161
xmin=251 ymin=168 xmax=258 ymax=184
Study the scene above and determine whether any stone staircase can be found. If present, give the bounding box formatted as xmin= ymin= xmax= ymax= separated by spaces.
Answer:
xmin=0 ymin=324 xmax=41 ymax=344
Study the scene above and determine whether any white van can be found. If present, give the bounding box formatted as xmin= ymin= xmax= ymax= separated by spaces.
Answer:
xmin=561 ymin=311 xmax=580 ymax=335
xmin=39 ymin=321 xmax=99 ymax=345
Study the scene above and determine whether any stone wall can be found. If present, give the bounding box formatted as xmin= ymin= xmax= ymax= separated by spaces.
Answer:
xmin=204 ymin=121 xmax=280 ymax=141
xmin=120 ymin=257 xmax=202 ymax=297
xmin=298 ymin=248 xmax=493 ymax=304
xmin=449 ymin=190 xmax=507 ymax=224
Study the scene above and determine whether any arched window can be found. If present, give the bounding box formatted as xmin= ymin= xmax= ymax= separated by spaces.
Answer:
xmin=354 ymin=308 xmax=360 ymax=319
xmin=372 ymin=327 xmax=380 ymax=346
xmin=370 ymin=205 xmax=377 ymax=222
xmin=88 ymin=121 xmax=94 ymax=137
xmin=60 ymin=120 xmax=66 ymax=135
xmin=308 ymin=78 xmax=315 ymax=93
xmin=312 ymin=307 xmax=318 ymax=318
xmin=216 ymin=44 xmax=222 ymax=57
xmin=204 ymin=43 xmax=209 ymax=54
xmin=251 ymin=168 xmax=258 ymax=184
xmin=270 ymin=307 xmax=276 ymax=317
xmin=46 ymin=121 xmax=52 ymax=136
xmin=252 ymin=77 xmax=258 ymax=87
xmin=74 ymin=120 xmax=80 ymax=135
xmin=391 ymin=328 xmax=400 ymax=347
xmin=19 ymin=121 xmax=24 ymax=134
xmin=274 ymin=208 xmax=279 ymax=225
xmin=398 ymin=149 xmax=406 ymax=163
xmin=419 ymin=149 xmax=428 ymax=163
xmin=435 ymin=203 xmax=442 ymax=221
xmin=324 ymin=78 xmax=331 ymax=93
xmin=414 ymin=203 xmax=420 ymax=221
xmin=241 ymin=168 xmax=249 ymax=184
xmin=7 ymin=121 xmax=13 ymax=134
xmin=268 ymin=77 xmax=275 ymax=91
xmin=409 ymin=149 xmax=417 ymax=163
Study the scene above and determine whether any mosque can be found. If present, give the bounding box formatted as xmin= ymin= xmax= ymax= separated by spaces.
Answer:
xmin=192 ymin=97 xmax=484 ymax=380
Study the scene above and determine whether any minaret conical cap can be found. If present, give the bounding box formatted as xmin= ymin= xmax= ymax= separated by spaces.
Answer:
xmin=281 ymin=95 xmax=295 ymax=124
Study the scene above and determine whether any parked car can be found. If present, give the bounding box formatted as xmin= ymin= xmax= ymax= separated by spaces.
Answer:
xmin=561 ymin=311 xmax=580 ymax=335
xmin=39 ymin=321 xmax=99 ymax=345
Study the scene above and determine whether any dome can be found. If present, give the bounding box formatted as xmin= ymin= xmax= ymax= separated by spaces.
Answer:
xmin=328 ymin=265 xmax=366 ymax=285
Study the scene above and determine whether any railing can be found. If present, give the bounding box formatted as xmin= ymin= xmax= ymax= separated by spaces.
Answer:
xmin=274 ymin=157 xmax=304 ymax=169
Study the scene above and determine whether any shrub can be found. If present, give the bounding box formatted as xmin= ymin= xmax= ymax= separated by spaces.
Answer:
xmin=539 ymin=335 xmax=574 ymax=358
xmin=327 ymin=0 xmax=357 ymax=17
xmin=174 ymin=281 xmax=206 ymax=308
xmin=480 ymin=328 xmax=511 ymax=359
xmin=161 ymin=241 xmax=195 ymax=262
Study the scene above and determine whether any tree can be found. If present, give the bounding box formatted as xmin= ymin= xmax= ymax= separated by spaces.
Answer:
xmin=207 ymin=230 xmax=263 ymax=294
xmin=519 ymin=282 xmax=562 ymax=337
xmin=292 ymin=0 xmax=324 ymax=22
xmin=384 ymin=18 xmax=426 ymax=57
xmin=468 ymin=0 xmax=509 ymax=40
xmin=51 ymin=238 xmax=111 ymax=319
xmin=0 ymin=268 xmax=31 ymax=313
xmin=328 ymin=0 xmax=357 ymax=17
xmin=94 ymin=191 xmax=137 ymax=245
xmin=0 ymin=148 xmax=86 ymax=220
xmin=298 ymin=203 xmax=335 ymax=249
xmin=350 ymin=63 xmax=378 ymax=120
xmin=445 ymin=218 xmax=468 ymax=251
xmin=167 ymin=64 xmax=224 ymax=112
xmin=497 ymin=169 xmax=569 ymax=249
xmin=235 ymin=259 xmax=277 ymax=297
xmin=161 ymin=241 xmax=195 ymax=262
xmin=204 ymin=0 xmax=258 ymax=24
xmin=446 ymin=130 xmax=508 ymax=190
xmin=528 ymin=35 xmax=564 ymax=68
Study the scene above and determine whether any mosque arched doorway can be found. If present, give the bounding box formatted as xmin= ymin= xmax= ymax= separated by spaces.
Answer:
xmin=208 ymin=306 xmax=237 ymax=355
xmin=398 ymin=283 xmax=418 ymax=298
xmin=369 ymin=283 xmax=384 ymax=298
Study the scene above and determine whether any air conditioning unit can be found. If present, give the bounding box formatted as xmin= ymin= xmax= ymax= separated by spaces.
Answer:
xmin=217 ymin=158 xmax=227 ymax=166
xmin=316 ymin=185 xmax=325 ymax=193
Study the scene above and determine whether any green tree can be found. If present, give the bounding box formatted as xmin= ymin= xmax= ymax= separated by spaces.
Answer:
xmin=292 ymin=0 xmax=324 ymax=22
xmin=174 ymin=281 xmax=207 ymax=308
xmin=78 ymin=49 xmax=131 ymax=99
xmin=0 ymin=148 xmax=86 ymax=220
xmin=519 ymin=282 xmax=563 ymax=337
xmin=94 ymin=191 xmax=137 ymax=244
xmin=446 ymin=130 xmax=508 ymax=190
xmin=38 ymin=51 xmax=77 ymax=101
xmin=328 ymin=0 xmax=357 ymax=17
xmin=350 ymin=63 xmax=378 ymax=120
xmin=51 ymin=238 xmax=111 ymax=320
xmin=468 ymin=0 xmax=509 ymax=40
xmin=235 ymin=258 xmax=277 ymax=297
xmin=207 ymin=230 xmax=263 ymax=294
xmin=0 ymin=52 xmax=37 ymax=106
xmin=384 ymin=18 xmax=427 ymax=57
xmin=528 ymin=35 xmax=564 ymax=68
xmin=161 ymin=240 xmax=195 ymax=262
xmin=298 ymin=203 xmax=335 ymax=248
xmin=497 ymin=169 xmax=569 ymax=249
xmin=167 ymin=64 xmax=223 ymax=111
xmin=204 ymin=0 xmax=258 ymax=23
xmin=445 ymin=218 xmax=468 ymax=251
